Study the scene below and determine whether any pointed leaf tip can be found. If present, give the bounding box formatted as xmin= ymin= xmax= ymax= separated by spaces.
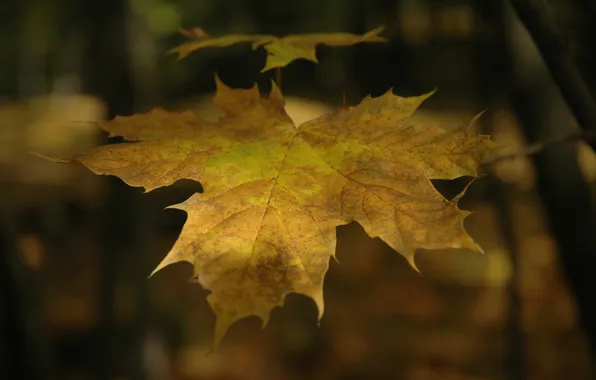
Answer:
xmin=213 ymin=73 xmax=226 ymax=90
xmin=268 ymin=80 xmax=285 ymax=109
xmin=366 ymin=25 xmax=386 ymax=35
xmin=30 ymin=152 xmax=72 ymax=164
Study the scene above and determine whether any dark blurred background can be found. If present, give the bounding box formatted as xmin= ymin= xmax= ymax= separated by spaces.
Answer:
xmin=2 ymin=0 xmax=596 ymax=379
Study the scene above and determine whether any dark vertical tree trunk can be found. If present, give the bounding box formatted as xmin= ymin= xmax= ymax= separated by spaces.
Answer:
xmin=506 ymin=0 xmax=596 ymax=370
xmin=79 ymin=1 xmax=148 ymax=379
xmin=0 ymin=2 xmax=56 ymax=378
xmin=474 ymin=3 xmax=525 ymax=380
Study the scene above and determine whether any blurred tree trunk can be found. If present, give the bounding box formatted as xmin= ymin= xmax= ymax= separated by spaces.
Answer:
xmin=506 ymin=0 xmax=596 ymax=369
xmin=80 ymin=0 xmax=149 ymax=379
xmin=0 ymin=2 xmax=57 ymax=378
xmin=474 ymin=3 xmax=525 ymax=380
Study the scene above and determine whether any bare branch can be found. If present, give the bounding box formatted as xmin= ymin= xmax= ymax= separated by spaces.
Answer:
xmin=482 ymin=130 xmax=595 ymax=166
xmin=509 ymin=0 xmax=596 ymax=147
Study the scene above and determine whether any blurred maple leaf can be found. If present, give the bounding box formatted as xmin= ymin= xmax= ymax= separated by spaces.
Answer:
xmin=170 ymin=27 xmax=387 ymax=72
xmin=37 ymin=77 xmax=500 ymax=346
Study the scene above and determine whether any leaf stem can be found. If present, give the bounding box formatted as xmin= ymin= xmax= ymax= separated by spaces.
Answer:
xmin=275 ymin=67 xmax=283 ymax=93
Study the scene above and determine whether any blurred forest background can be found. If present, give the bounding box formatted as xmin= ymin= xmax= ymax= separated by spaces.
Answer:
xmin=2 ymin=0 xmax=596 ymax=379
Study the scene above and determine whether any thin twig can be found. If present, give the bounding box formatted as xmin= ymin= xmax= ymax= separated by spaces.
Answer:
xmin=482 ymin=130 xmax=595 ymax=166
xmin=508 ymin=0 xmax=596 ymax=149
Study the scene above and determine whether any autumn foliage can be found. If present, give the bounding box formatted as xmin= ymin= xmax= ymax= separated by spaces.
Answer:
xmin=37 ymin=28 xmax=501 ymax=346
xmin=171 ymin=27 xmax=387 ymax=71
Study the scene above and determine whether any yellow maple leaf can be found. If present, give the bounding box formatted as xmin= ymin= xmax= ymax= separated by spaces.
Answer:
xmin=169 ymin=27 xmax=387 ymax=72
xmin=37 ymin=77 xmax=500 ymax=346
